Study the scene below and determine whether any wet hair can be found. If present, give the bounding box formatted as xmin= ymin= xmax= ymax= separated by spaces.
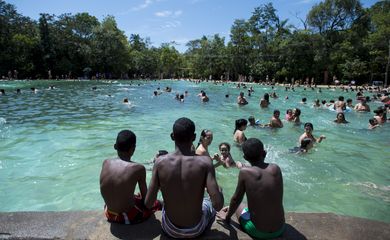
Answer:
xmin=219 ymin=142 xmax=231 ymax=151
xmin=286 ymin=109 xmax=292 ymax=114
xmin=336 ymin=112 xmax=346 ymax=120
xmin=248 ymin=116 xmax=255 ymax=123
xmin=302 ymin=98 xmax=307 ymax=102
xmin=242 ymin=138 xmax=264 ymax=162
xmin=264 ymin=93 xmax=269 ymax=103
xmin=300 ymin=138 xmax=312 ymax=149
xmin=225 ymin=94 xmax=229 ymax=98
xmin=115 ymin=130 xmax=136 ymax=152
xmin=240 ymin=91 xmax=244 ymax=96
xmin=330 ymin=100 xmax=335 ymax=103
xmin=173 ymin=117 xmax=195 ymax=142
xmin=304 ymin=122 xmax=314 ymax=130
xmin=347 ymin=98 xmax=352 ymax=103
xmin=321 ymin=100 xmax=326 ymax=105
xmin=273 ymin=109 xmax=280 ymax=115
xmin=0 ymin=89 xmax=5 ymax=94
xmin=338 ymin=96 xmax=344 ymax=101
xmin=197 ymin=129 xmax=212 ymax=147
xmin=369 ymin=118 xmax=377 ymax=125
xmin=201 ymin=92 xmax=206 ymax=97
xmin=234 ymin=119 xmax=248 ymax=134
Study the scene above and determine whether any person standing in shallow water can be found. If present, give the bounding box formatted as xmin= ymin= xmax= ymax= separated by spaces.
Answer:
xmin=217 ymin=138 xmax=285 ymax=239
xmin=234 ymin=119 xmax=248 ymax=144
xmin=100 ymin=130 xmax=162 ymax=224
xmin=145 ymin=117 xmax=224 ymax=238
xmin=196 ymin=129 xmax=213 ymax=157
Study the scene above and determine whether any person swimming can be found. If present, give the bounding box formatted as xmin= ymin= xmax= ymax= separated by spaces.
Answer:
xmin=289 ymin=138 xmax=312 ymax=153
xmin=212 ymin=142 xmax=244 ymax=168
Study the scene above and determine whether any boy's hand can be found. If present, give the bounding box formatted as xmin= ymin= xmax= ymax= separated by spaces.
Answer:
xmin=216 ymin=206 xmax=230 ymax=223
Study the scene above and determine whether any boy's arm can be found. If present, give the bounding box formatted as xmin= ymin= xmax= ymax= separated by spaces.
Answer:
xmin=226 ymin=170 xmax=246 ymax=221
xmin=206 ymin=160 xmax=224 ymax=211
xmin=138 ymin=165 xmax=147 ymax=200
xmin=144 ymin=160 xmax=160 ymax=209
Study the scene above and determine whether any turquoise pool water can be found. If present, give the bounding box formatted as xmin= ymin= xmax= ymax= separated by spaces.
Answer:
xmin=0 ymin=80 xmax=389 ymax=222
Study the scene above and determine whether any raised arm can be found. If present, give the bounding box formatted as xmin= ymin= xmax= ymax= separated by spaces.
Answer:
xmin=144 ymin=160 xmax=160 ymax=209
xmin=206 ymin=160 xmax=224 ymax=211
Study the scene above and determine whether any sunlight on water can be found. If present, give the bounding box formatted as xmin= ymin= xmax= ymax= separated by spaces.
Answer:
xmin=0 ymin=79 xmax=389 ymax=222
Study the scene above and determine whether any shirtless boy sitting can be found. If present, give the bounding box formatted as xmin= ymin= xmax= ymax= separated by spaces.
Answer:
xmin=100 ymin=130 xmax=162 ymax=224
xmin=217 ymin=138 xmax=285 ymax=239
xmin=145 ymin=117 xmax=224 ymax=238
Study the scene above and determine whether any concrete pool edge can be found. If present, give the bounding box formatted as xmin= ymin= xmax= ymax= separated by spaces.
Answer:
xmin=0 ymin=211 xmax=389 ymax=239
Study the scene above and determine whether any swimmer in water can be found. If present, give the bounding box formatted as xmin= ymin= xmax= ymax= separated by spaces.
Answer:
xmin=233 ymin=119 xmax=248 ymax=144
xmin=334 ymin=112 xmax=349 ymax=124
xmin=289 ymin=138 xmax=312 ymax=153
xmin=195 ymin=129 xmax=213 ymax=157
xmin=298 ymin=122 xmax=326 ymax=151
xmin=237 ymin=92 xmax=248 ymax=105
xmin=213 ymin=142 xmax=244 ymax=168
xmin=368 ymin=118 xmax=379 ymax=130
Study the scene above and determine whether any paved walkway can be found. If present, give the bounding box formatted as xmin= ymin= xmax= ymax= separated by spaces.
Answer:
xmin=0 ymin=211 xmax=389 ymax=239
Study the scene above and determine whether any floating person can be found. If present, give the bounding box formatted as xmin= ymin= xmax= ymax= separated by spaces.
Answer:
xmin=368 ymin=118 xmax=379 ymax=130
xmin=16 ymin=89 xmax=21 ymax=94
xmin=100 ymin=130 xmax=162 ymax=224
xmin=0 ymin=89 xmax=5 ymax=95
xmin=248 ymin=116 xmax=262 ymax=127
xmin=234 ymin=118 xmax=248 ymax=144
xmin=298 ymin=122 xmax=326 ymax=151
xmin=289 ymin=137 xmax=312 ymax=153
xmin=196 ymin=129 xmax=213 ymax=157
xmin=237 ymin=92 xmax=248 ymax=105
xmin=201 ymin=91 xmax=209 ymax=102
xmin=300 ymin=97 xmax=307 ymax=104
xmin=212 ymin=142 xmax=244 ymax=168
xmin=334 ymin=112 xmax=349 ymax=124
xmin=217 ymin=138 xmax=285 ymax=239
xmin=123 ymin=98 xmax=129 ymax=104
xmin=313 ymin=99 xmax=321 ymax=108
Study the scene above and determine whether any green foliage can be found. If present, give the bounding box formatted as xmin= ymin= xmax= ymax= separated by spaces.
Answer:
xmin=0 ymin=0 xmax=388 ymax=83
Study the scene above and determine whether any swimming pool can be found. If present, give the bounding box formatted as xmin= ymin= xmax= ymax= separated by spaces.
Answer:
xmin=0 ymin=80 xmax=389 ymax=222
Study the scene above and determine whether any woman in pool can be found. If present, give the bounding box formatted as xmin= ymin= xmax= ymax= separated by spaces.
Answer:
xmin=260 ymin=93 xmax=270 ymax=108
xmin=298 ymin=122 xmax=326 ymax=151
xmin=334 ymin=112 xmax=349 ymax=124
xmin=196 ymin=129 xmax=213 ymax=157
xmin=212 ymin=142 xmax=244 ymax=168
xmin=292 ymin=108 xmax=301 ymax=124
xmin=233 ymin=119 xmax=248 ymax=144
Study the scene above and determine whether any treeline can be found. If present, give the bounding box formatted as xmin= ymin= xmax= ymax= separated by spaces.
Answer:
xmin=0 ymin=0 xmax=389 ymax=84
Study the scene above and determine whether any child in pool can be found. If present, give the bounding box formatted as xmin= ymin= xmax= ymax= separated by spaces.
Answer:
xmin=289 ymin=138 xmax=312 ymax=153
xmin=213 ymin=142 xmax=244 ymax=168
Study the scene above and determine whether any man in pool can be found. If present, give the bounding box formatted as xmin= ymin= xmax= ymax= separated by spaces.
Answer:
xmin=100 ymin=130 xmax=162 ymax=224
xmin=217 ymin=138 xmax=285 ymax=239
xmin=145 ymin=117 xmax=224 ymax=238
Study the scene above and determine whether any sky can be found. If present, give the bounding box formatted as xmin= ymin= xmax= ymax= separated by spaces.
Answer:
xmin=7 ymin=0 xmax=379 ymax=52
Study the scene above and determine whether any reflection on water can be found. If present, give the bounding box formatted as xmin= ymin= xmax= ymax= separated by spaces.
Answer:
xmin=0 ymin=79 xmax=389 ymax=222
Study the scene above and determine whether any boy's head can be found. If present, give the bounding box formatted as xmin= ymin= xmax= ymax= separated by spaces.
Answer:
xmin=300 ymin=138 xmax=312 ymax=149
xmin=172 ymin=117 xmax=196 ymax=143
xmin=114 ymin=130 xmax=136 ymax=153
xmin=248 ymin=116 xmax=255 ymax=125
xmin=242 ymin=138 xmax=266 ymax=163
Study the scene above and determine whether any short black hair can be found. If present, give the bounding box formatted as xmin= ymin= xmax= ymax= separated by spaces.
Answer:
xmin=304 ymin=122 xmax=314 ymax=130
xmin=242 ymin=138 xmax=264 ymax=162
xmin=173 ymin=117 xmax=195 ymax=142
xmin=115 ymin=130 xmax=136 ymax=152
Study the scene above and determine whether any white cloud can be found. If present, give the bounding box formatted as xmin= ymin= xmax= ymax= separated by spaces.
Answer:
xmin=161 ymin=21 xmax=182 ymax=29
xmin=155 ymin=10 xmax=182 ymax=18
xmin=155 ymin=10 xmax=172 ymax=17
xmin=132 ymin=0 xmax=153 ymax=11
xmin=174 ymin=10 xmax=182 ymax=17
